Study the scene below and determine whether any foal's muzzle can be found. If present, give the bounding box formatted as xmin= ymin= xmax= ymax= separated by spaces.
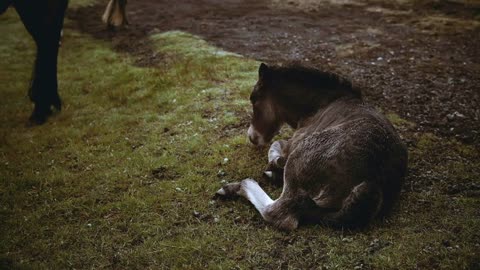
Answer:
xmin=247 ymin=125 xmax=266 ymax=146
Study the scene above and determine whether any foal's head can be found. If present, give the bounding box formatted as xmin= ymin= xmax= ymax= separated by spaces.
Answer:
xmin=247 ymin=63 xmax=361 ymax=146
xmin=247 ymin=63 xmax=283 ymax=146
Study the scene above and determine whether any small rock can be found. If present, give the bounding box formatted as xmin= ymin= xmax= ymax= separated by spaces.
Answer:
xmin=342 ymin=237 xmax=353 ymax=243
xmin=447 ymin=111 xmax=466 ymax=121
xmin=367 ymin=238 xmax=391 ymax=254
xmin=217 ymin=170 xmax=226 ymax=177
xmin=442 ymin=240 xmax=451 ymax=247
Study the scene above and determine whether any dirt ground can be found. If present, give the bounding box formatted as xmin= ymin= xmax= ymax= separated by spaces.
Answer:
xmin=70 ymin=0 xmax=479 ymax=145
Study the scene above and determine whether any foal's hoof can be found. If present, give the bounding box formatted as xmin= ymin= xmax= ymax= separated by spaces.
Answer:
xmin=273 ymin=156 xmax=286 ymax=169
xmin=263 ymin=170 xmax=284 ymax=184
xmin=264 ymin=157 xmax=285 ymax=183
xmin=264 ymin=171 xmax=274 ymax=178
xmin=216 ymin=182 xmax=241 ymax=197
xmin=266 ymin=156 xmax=286 ymax=171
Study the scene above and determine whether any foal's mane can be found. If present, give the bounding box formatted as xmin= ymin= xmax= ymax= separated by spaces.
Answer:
xmin=271 ymin=64 xmax=362 ymax=98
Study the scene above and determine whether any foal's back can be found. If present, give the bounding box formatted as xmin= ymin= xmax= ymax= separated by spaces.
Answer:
xmin=285 ymin=97 xmax=408 ymax=227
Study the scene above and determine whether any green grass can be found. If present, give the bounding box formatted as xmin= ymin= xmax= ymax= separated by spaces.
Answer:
xmin=1 ymin=2 xmax=479 ymax=269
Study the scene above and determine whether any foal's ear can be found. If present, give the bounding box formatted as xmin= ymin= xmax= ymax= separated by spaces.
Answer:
xmin=259 ymin=63 xmax=270 ymax=79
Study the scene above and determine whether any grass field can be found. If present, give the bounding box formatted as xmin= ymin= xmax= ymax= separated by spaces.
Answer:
xmin=1 ymin=1 xmax=479 ymax=269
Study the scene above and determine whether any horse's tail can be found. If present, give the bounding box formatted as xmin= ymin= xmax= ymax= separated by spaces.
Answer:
xmin=102 ymin=0 xmax=128 ymax=28
xmin=324 ymin=181 xmax=384 ymax=228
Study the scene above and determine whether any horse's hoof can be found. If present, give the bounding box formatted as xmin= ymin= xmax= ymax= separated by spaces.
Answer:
xmin=28 ymin=113 xmax=48 ymax=126
xmin=52 ymin=97 xmax=62 ymax=111
xmin=28 ymin=105 xmax=53 ymax=126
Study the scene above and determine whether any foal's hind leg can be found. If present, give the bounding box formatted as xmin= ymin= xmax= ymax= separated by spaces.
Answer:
xmin=217 ymin=179 xmax=299 ymax=230
xmin=264 ymin=140 xmax=288 ymax=181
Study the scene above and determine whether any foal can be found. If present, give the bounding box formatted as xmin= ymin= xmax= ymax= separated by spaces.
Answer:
xmin=217 ymin=63 xmax=408 ymax=230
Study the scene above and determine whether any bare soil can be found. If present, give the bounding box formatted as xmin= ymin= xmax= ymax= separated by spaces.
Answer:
xmin=68 ymin=0 xmax=480 ymax=146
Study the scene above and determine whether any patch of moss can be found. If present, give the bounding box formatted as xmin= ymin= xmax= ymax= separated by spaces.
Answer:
xmin=386 ymin=112 xmax=416 ymax=129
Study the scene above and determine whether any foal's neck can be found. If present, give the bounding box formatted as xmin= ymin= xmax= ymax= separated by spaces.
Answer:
xmin=286 ymin=93 xmax=360 ymax=129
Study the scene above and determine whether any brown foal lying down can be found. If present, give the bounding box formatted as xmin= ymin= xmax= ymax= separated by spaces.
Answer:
xmin=217 ymin=63 xmax=408 ymax=230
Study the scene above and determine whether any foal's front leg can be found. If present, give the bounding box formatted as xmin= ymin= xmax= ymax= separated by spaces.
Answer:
xmin=264 ymin=140 xmax=288 ymax=181
xmin=217 ymin=179 xmax=299 ymax=230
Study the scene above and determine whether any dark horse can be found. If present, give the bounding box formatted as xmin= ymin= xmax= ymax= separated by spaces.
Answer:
xmin=217 ymin=63 xmax=408 ymax=230
xmin=0 ymin=0 xmax=127 ymax=124
xmin=1 ymin=0 xmax=68 ymax=124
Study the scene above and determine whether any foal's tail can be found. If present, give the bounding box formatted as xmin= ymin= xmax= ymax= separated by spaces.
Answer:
xmin=324 ymin=181 xmax=384 ymax=228
xmin=102 ymin=0 xmax=128 ymax=28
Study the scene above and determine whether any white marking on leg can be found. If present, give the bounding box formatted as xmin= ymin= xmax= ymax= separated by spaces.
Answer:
xmin=268 ymin=141 xmax=282 ymax=163
xmin=102 ymin=0 xmax=114 ymax=24
xmin=240 ymin=179 xmax=274 ymax=218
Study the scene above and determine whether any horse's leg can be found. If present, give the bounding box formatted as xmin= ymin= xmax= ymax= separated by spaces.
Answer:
xmin=29 ymin=35 xmax=62 ymax=124
xmin=264 ymin=140 xmax=289 ymax=181
xmin=102 ymin=0 xmax=128 ymax=28
xmin=217 ymin=178 xmax=299 ymax=231
xmin=14 ymin=0 xmax=68 ymax=124
xmin=119 ymin=0 xmax=128 ymax=25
